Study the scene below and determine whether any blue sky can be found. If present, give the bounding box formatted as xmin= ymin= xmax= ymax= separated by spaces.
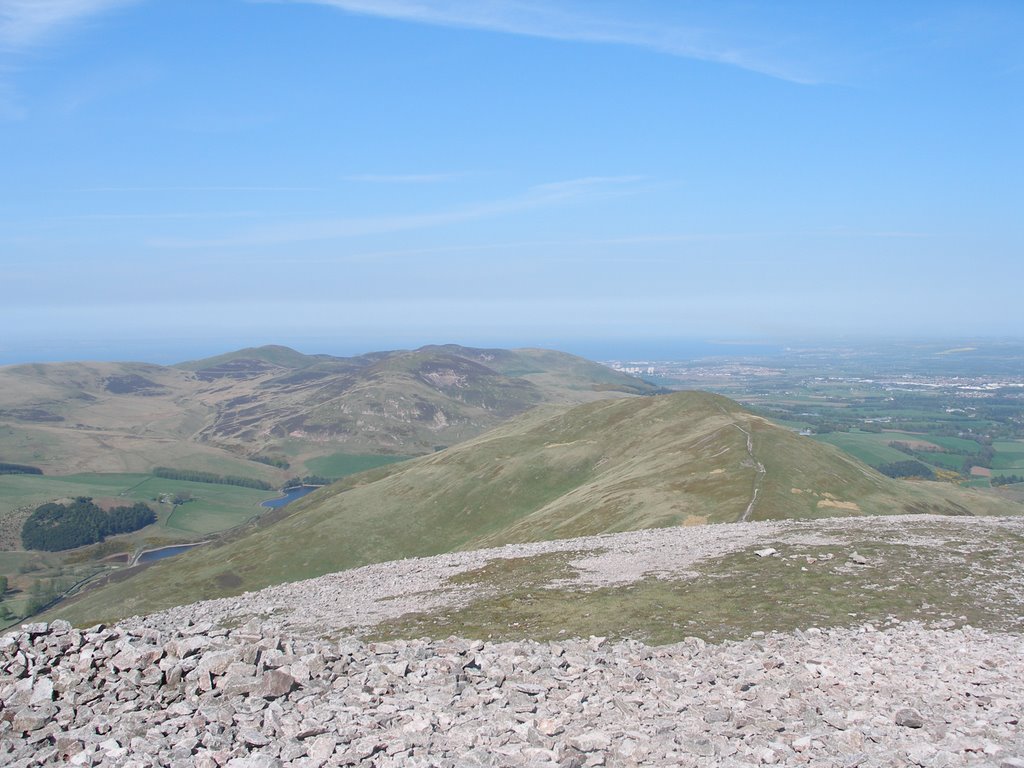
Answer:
xmin=1 ymin=0 xmax=1022 ymax=362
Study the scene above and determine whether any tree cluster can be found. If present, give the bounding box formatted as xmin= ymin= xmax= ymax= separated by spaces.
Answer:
xmin=0 ymin=462 xmax=42 ymax=475
xmin=21 ymin=497 xmax=156 ymax=552
xmin=252 ymin=455 xmax=290 ymax=469
xmin=152 ymin=467 xmax=272 ymax=490
xmin=992 ymin=474 xmax=1023 ymax=487
xmin=875 ymin=460 xmax=936 ymax=480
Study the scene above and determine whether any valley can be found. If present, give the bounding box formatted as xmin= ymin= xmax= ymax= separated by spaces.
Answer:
xmin=50 ymin=390 xmax=1019 ymax=627
xmin=0 ymin=344 xmax=657 ymax=628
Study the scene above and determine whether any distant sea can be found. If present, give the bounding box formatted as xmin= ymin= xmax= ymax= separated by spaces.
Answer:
xmin=561 ymin=340 xmax=786 ymax=362
xmin=0 ymin=337 xmax=787 ymax=366
xmin=0 ymin=339 xmax=252 ymax=366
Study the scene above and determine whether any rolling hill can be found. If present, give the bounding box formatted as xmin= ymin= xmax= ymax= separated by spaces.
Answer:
xmin=54 ymin=390 xmax=1019 ymax=625
xmin=0 ymin=344 xmax=660 ymax=477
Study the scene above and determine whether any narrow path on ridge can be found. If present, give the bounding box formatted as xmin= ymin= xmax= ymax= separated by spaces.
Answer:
xmin=732 ymin=423 xmax=766 ymax=522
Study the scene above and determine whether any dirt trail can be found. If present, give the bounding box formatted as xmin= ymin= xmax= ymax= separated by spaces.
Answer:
xmin=732 ymin=423 xmax=766 ymax=522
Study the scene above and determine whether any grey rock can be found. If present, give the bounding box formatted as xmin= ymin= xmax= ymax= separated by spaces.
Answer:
xmin=895 ymin=708 xmax=926 ymax=729
xmin=907 ymin=742 xmax=937 ymax=766
xmin=307 ymin=734 xmax=337 ymax=764
xmin=29 ymin=677 xmax=54 ymax=705
xmin=196 ymin=650 xmax=237 ymax=676
xmin=569 ymin=732 xmax=611 ymax=752
xmin=253 ymin=670 xmax=296 ymax=699
xmin=13 ymin=706 xmax=53 ymax=733
xmin=240 ymin=730 xmax=271 ymax=747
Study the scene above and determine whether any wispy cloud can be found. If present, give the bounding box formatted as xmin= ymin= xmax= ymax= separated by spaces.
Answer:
xmin=0 ymin=0 xmax=137 ymax=50
xmin=342 ymin=172 xmax=463 ymax=184
xmin=79 ymin=186 xmax=323 ymax=193
xmin=70 ymin=211 xmax=265 ymax=221
xmin=0 ymin=0 xmax=140 ymax=119
xmin=240 ymin=226 xmax=934 ymax=267
xmin=151 ymin=175 xmax=644 ymax=248
xmin=279 ymin=0 xmax=816 ymax=83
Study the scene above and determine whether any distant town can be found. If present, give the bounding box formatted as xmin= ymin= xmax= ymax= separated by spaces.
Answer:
xmin=603 ymin=342 xmax=1024 ymax=490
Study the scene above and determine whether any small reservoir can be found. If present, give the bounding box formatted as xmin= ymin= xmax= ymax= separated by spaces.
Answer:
xmin=261 ymin=485 xmax=321 ymax=509
xmin=134 ymin=487 xmax=321 ymax=566
xmin=136 ymin=543 xmax=205 ymax=564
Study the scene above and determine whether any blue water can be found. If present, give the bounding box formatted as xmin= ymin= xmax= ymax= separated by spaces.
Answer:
xmin=137 ymin=543 xmax=204 ymax=563
xmin=261 ymin=485 xmax=320 ymax=509
xmin=564 ymin=340 xmax=786 ymax=361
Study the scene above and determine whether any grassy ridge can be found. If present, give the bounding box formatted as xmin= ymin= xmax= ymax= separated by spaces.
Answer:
xmin=54 ymin=392 xmax=1019 ymax=626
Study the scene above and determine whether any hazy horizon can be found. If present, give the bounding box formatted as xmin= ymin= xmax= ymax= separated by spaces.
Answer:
xmin=3 ymin=333 xmax=1023 ymax=368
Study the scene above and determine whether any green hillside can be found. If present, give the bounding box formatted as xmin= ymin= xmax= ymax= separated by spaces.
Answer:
xmin=54 ymin=391 xmax=1018 ymax=626
xmin=174 ymin=344 xmax=328 ymax=371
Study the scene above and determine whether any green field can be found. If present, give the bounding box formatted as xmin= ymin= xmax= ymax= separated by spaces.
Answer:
xmin=0 ymin=473 xmax=149 ymax=512
xmin=156 ymin=480 xmax=271 ymax=534
xmin=304 ymin=452 xmax=413 ymax=479
xmin=0 ymin=472 xmax=274 ymax=533
xmin=922 ymin=452 xmax=970 ymax=470
xmin=370 ymin=521 xmax=1024 ymax=644
xmin=810 ymin=430 xmax=1024 ymax=485
xmin=992 ymin=441 xmax=1024 ymax=472
xmin=925 ymin=435 xmax=987 ymax=453
xmin=669 ymin=345 xmax=1024 ymax=494
xmin=812 ymin=432 xmax=912 ymax=466
xmin=0 ymin=471 xmax=279 ymax=628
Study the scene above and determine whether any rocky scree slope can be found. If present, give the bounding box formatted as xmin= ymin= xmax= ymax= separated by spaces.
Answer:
xmin=2 ymin=618 xmax=1023 ymax=767
xmin=10 ymin=514 xmax=1024 ymax=766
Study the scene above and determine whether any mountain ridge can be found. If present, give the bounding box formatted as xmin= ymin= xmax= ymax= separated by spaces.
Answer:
xmin=53 ymin=390 xmax=1019 ymax=625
